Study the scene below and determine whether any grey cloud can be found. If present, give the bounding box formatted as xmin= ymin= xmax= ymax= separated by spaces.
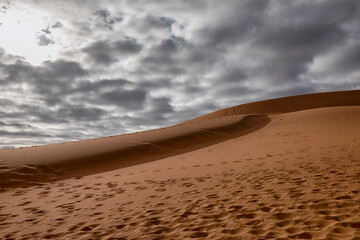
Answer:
xmin=157 ymin=38 xmax=178 ymax=53
xmin=120 ymin=97 xmax=174 ymax=127
xmin=159 ymin=16 xmax=175 ymax=28
xmin=2 ymin=60 xmax=87 ymax=85
xmin=133 ymin=14 xmax=174 ymax=31
xmin=40 ymin=60 xmax=87 ymax=79
xmin=101 ymin=88 xmax=147 ymax=110
xmin=1 ymin=59 xmax=87 ymax=107
xmin=0 ymin=130 xmax=51 ymax=138
xmin=32 ymin=60 xmax=87 ymax=105
xmin=83 ymin=41 xmax=114 ymax=64
xmin=215 ymin=85 xmax=251 ymax=98
xmin=2 ymin=102 xmax=105 ymax=125
xmin=141 ymin=39 xmax=177 ymax=64
xmin=248 ymin=0 xmax=358 ymax=83
xmin=83 ymin=39 xmax=142 ymax=65
xmin=41 ymin=27 xmax=51 ymax=34
xmin=94 ymin=9 xmax=123 ymax=25
xmin=113 ymin=39 xmax=142 ymax=54
xmin=255 ymin=23 xmax=344 ymax=53
xmin=143 ymin=97 xmax=174 ymax=123
xmin=37 ymin=34 xmax=54 ymax=46
xmin=76 ymin=78 xmax=129 ymax=92
xmin=141 ymin=38 xmax=186 ymax=75
xmin=197 ymin=0 xmax=269 ymax=47
xmin=139 ymin=78 xmax=173 ymax=90
xmin=150 ymin=97 xmax=174 ymax=115
xmin=327 ymin=42 xmax=360 ymax=74
xmin=1 ymin=57 xmax=149 ymax=113
xmin=142 ymin=15 xmax=175 ymax=30
xmin=58 ymin=104 xmax=106 ymax=121
xmin=0 ymin=48 xmax=24 ymax=64
xmin=0 ymin=121 xmax=33 ymax=129
xmin=0 ymin=98 xmax=15 ymax=106
xmin=217 ymin=67 xmax=247 ymax=83
xmin=74 ymin=78 xmax=148 ymax=110
xmin=52 ymin=21 xmax=63 ymax=28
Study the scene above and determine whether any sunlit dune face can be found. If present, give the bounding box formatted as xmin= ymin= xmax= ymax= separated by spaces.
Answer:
xmin=0 ymin=3 xmax=65 ymax=65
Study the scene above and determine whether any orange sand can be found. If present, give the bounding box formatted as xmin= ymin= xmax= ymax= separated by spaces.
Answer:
xmin=0 ymin=90 xmax=359 ymax=239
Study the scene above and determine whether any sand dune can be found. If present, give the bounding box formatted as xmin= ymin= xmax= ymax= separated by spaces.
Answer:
xmin=0 ymin=90 xmax=359 ymax=239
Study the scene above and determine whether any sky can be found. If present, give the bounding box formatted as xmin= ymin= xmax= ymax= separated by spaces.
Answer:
xmin=0 ymin=0 xmax=359 ymax=149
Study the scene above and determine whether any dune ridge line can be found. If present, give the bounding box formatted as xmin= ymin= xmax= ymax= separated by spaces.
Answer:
xmin=182 ymin=89 xmax=360 ymax=124
xmin=0 ymin=115 xmax=270 ymax=190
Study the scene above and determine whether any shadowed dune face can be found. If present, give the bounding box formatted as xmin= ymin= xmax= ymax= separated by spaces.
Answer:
xmin=0 ymin=115 xmax=270 ymax=189
xmin=0 ymin=90 xmax=359 ymax=239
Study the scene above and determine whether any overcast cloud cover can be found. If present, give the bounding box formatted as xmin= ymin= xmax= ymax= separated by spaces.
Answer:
xmin=0 ymin=0 xmax=359 ymax=149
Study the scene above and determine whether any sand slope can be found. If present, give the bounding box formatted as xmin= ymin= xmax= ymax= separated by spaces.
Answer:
xmin=0 ymin=90 xmax=359 ymax=239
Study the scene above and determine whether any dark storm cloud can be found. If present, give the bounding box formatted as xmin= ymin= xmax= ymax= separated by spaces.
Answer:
xmin=72 ymin=78 xmax=149 ymax=110
xmin=141 ymin=37 xmax=186 ymax=75
xmin=218 ymin=67 xmax=247 ymax=84
xmin=83 ymin=39 xmax=142 ymax=65
xmin=1 ymin=59 xmax=151 ymax=112
xmin=197 ymin=0 xmax=269 ymax=47
xmin=250 ymin=8 xmax=350 ymax=83
xmin=120 ymin=97 xmax=174 ymax=127
xmin=2 ymin=60 xmax=87 ymax=85
xmin=1 ymin=60 xmax=88 ymax=106
xmin=326 ymin=42 xmax=360 ymax=74
xmin=141 ymin=97 xmax=174 ymax=123
xmin=101 ymin=88 xmax=147 ymax=109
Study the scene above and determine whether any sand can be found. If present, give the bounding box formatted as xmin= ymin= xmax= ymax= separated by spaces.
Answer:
xmin=0 ymin=90 xmax=359 ymax=239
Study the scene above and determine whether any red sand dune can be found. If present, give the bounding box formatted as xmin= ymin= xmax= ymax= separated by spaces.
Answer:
xmin=0 ymin=90 xmax=359 ymax=239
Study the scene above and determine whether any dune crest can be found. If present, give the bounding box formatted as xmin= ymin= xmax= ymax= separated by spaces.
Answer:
xmin=182 ymin=90 xmax=360 ymax=124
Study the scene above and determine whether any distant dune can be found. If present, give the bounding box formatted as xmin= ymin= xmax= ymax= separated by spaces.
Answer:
xmin=0 ymin=90 xmax=359 ymax=239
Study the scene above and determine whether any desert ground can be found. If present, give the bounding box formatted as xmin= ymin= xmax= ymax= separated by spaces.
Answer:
xmin=0 ymin=90 xmax=359 ymax=240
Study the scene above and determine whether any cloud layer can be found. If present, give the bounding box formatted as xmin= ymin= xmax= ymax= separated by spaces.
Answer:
xmin=0 ymin=0 xmax=359 ymax=148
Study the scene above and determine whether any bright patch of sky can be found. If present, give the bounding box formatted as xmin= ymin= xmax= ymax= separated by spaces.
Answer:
xmin=0 ymin=2 xmax=65 ymax=65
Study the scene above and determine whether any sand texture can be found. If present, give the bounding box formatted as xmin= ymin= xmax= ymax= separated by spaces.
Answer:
xmin=0 ymin=90 xmax=359 ymax=239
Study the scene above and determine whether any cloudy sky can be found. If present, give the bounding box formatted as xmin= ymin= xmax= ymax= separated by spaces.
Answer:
xmin=0 ymin=0 xmax=359 ymax=149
